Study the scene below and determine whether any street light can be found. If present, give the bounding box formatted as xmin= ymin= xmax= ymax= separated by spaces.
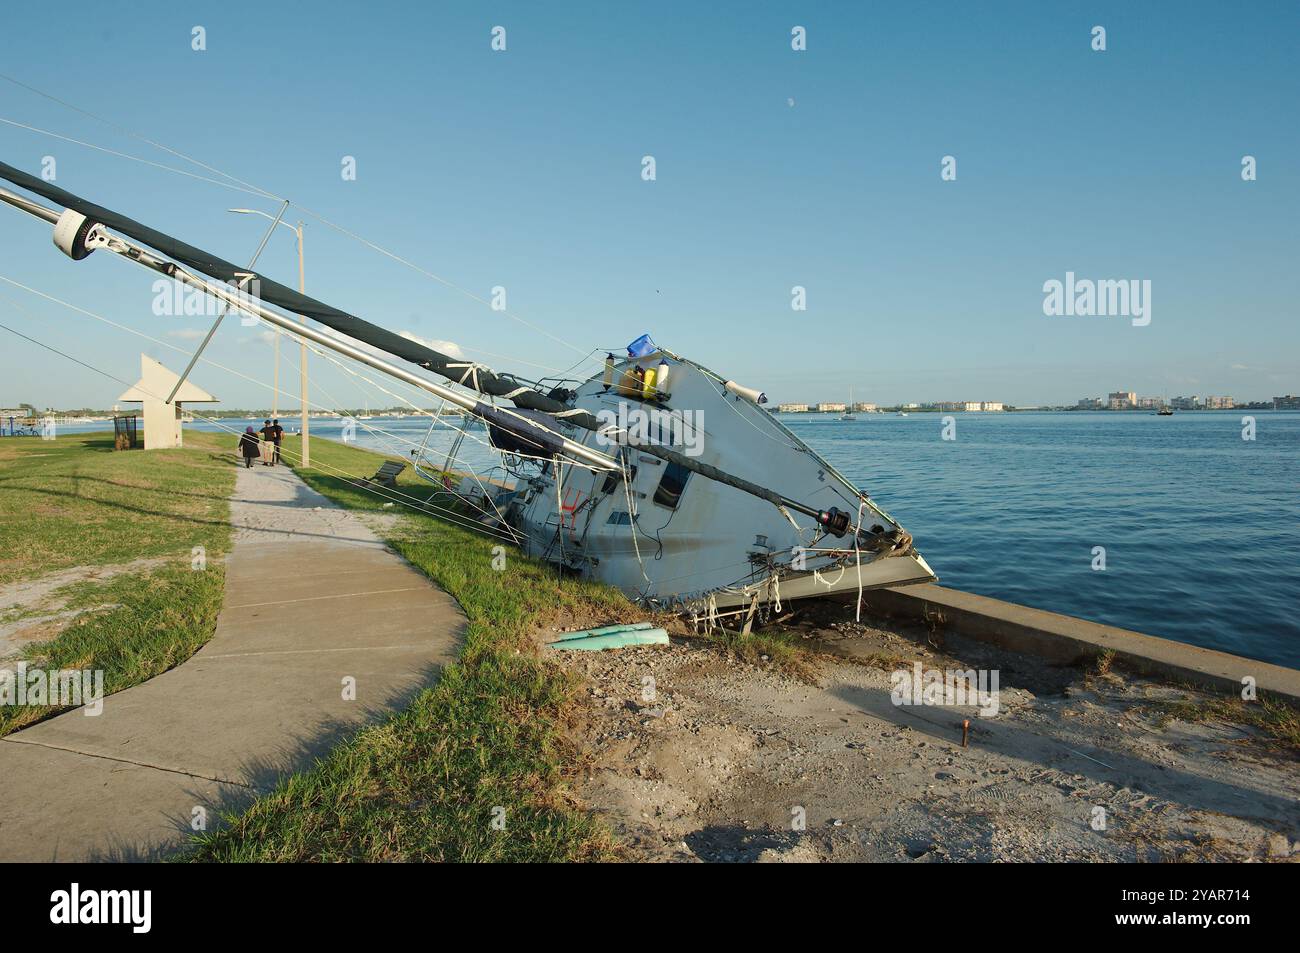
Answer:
xmin=228 ymin=208 xmax=310 ymax=468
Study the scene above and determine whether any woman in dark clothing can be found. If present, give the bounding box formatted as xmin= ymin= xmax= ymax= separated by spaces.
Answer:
xmin=238 ymin=426 xmax=261 ymax=468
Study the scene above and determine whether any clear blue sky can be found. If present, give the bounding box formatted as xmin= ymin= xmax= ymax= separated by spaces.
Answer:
xmin=1 ymin=0 xmax=1296 ymax=410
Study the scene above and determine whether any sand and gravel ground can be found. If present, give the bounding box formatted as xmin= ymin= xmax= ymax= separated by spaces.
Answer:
xmin=550 ymin=605 xmax=1300 ymax=863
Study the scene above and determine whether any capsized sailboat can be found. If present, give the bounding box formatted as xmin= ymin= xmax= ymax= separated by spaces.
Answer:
xmin=0 ymin=162 xmax=936 ymax=617
xmin=502 ymin=349 xmax=933 ymax=610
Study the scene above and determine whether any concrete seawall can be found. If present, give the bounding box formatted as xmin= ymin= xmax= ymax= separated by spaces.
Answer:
xmin=861 ymin=584 xmax=1300 ymax=703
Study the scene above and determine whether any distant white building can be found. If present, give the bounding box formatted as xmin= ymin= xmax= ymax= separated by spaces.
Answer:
xmin=979 ymin=401 xmax=1004 ymax=412
xmin=816 ymin=402 xmax=846 ymax=413
xmin=1077 ymin=397 xmax=1103 ymax=409
xmin=853 ymin=402 xmax=877 ymax=413
xmin=1171 ymin=395 xmax=1201 ymax=410
xmin=1204 ymin=395 xmax=1235 ymax=409
xmin=776 ymin=403 xmax=809 ymax=413
xmin=1108 ymin=391 xmax=1137 ymax=410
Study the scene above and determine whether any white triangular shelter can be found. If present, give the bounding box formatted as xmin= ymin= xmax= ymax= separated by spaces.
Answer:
xmin=117 ymin=354 xmax=218 ymax=449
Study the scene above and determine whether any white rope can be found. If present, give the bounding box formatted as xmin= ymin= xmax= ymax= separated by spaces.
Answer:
xmin=552 ymin=455 xmax=567 ymax=568
xmin=619 ymin=451 xmax=653 ymax=590
xmin=813 ymin=565 xmax=849 ymax=587
xmin=854 ymin=499 xmax=867 ymax=623
xmin=448 ymin=362 xmax=488 ymax=393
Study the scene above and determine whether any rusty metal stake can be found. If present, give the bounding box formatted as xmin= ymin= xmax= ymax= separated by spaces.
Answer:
xmin=961 ymin=718 xmax=970 ymax=748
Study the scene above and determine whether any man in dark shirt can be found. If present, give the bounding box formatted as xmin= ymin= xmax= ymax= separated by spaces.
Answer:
xmin=259 ymin=419 xmax=275 ymax=466
xmin=270 ymin=418 xmax=284 ymax=465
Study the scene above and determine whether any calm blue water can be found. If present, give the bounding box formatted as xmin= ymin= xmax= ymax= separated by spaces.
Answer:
xmin=782 ymin=411 xmax=1300 ymax=669
xmin=47 ymin=411 xmax=1300 ymax=667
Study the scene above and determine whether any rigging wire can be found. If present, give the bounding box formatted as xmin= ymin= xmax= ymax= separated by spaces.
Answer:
xmin=0 ymin=296 xmax=521 ymax=542
xmin=0 ymin=72 xmax=278 ymax=198
xmin=0 ymin=271 xmax=596 ymax=504
xmin=273 ymin=338 xmax=518 ymax=529
xmin=0 ymin=267 xmax=567 ymax=541
xmin=0 ymin=116 xmax=274 ymax=198
xmin=0 ymin=319 xmax=131 ymax=388
xmin=0 ymin=72 xmax=594 ymax=360
xmin=691 ymin=357 xmax=896 ymax=528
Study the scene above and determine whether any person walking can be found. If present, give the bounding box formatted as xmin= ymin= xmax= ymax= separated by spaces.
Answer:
xmin=238 ymin=426 xmax=260 ymax=468
xmin=270 ymin=418 xmax=284 ymax=465
xmin=258 ymin=419 xmax=276 ymax=466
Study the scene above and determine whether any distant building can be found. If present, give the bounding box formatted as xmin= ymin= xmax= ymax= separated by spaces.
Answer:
xmin=1077 ymin=397 xmax=1104 ymax=410
xmin=853 ymin=402 xmax=877 ymax=413
xmin=816 ymin=402 xmax=846 ymax=413
xmin=902 ymin=402 xmax=920 ymax=409
xmin=1108 ymin=391 xmax=1137 ymax=410
xmin=1273 ymin=395 xmax=1300 ymax=410
xmin=1137 ymin=397 xmax=1161 ymax=409
xmin=776 ymin=403 xmax=809 ymax=413
xmin=979 ymin=401 xmax=1004 ymax=412
xmin=1171 ymin=395 xmax=1201 ymax=410
xmin=1204 ymin=395 xmax=1235 ymax=409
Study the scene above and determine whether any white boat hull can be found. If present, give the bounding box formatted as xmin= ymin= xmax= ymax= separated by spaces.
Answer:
xmin=499 ymin=352 xmax=936 ymax=612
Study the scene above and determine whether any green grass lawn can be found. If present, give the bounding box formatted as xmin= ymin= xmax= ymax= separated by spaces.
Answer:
xmin=0 ymin=430 xmax=234 ymax=734
xmin=185 ymin=434 xmax=631 ymax=862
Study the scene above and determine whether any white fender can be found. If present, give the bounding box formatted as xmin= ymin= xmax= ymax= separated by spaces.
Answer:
xmin=724 ymin=379 xmax=767 ymax=404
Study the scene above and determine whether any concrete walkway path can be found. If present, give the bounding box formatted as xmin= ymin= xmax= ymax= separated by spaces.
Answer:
xmin=0 ymin=462 xmax=465 ymax=861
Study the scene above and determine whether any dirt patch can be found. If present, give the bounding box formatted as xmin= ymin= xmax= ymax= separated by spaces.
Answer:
xmin=557 ymin=604 xmax=1300 ymax=863
xmin=0 ymin=558 xmax=167 ymax=661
